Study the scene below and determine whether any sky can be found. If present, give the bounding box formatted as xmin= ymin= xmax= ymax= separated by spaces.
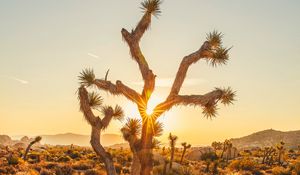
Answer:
xmin=0 ymin=0 xmax=300 ymax=145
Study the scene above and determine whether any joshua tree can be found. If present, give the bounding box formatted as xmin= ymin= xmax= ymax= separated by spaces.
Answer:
xmin=200 ymin=152 xmax=218 ymax=173
xmin=23 ymin=136 xmax=42 ymax=160
xmin=211 ymin=141 xmax=222 ymax=156
xmin=276 ymin=141 xmax=285 ymax=165
xmin=121 ymin=118 xmax=163 ymax=175
xmin=220 ymin=139 xmax=230 ymax=159
xmin=225 ymin=142 xmax=233 ymax=162
xmin=78 ymin=0 xmax=235 ymax=174
xmin=168 ymin=133 xmax=178 ymax=171
xmin=78 ymin=85 xmax=124 ymax=175
xmin=180 ymin=142 xmax=191 ymax=164
xmin=262 ymin=146 xmax=276 ymax=164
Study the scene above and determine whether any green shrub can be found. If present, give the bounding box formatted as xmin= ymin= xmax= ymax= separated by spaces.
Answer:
xmin=57 ymin=155 xmax=71 ymax=162
xmin=7 ymin=155 xmax=19 ymax=165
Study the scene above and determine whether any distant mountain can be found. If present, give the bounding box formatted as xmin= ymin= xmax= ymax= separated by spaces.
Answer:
xmin=40 ymin=133 xmax=124 ymax=146
xmin=230 ymin=129 xmax=300 ymax=149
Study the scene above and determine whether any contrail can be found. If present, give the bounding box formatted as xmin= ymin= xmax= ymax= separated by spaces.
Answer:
xmin=87 ymin=53 xmax=100 ymax=59
xmin=1 ymin=75 xmax=29 ymax=84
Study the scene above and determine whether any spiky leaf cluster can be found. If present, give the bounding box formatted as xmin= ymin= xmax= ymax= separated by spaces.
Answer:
xmin=202 ymin=103 xmax=218 ymax=119
xmin=206 ymin=31 xmax=231 ymax=67
xmin=34 ymin=136 xmax=42 ymax=142
xmin=79 ymin=68 xmax=95 ymax=86
xmin=206 ymin=31 xmax=223 ymax=47
xmin=112 ymin=105 xmax=124 ymax=121
xmin=121 ymin=118 xmax=142 ymax=140
xmin=216 ymin=87 xmax=236 ymax=105
xmin=101 ymin=106 xmax=114 ymax=117
xmin=210 ymin=47 xmax=230 ymax=66
xmin=88 ymin=92 xmax=103 ymax=109
xmin=168 ymin=133 xmax=178 ymax=148
xmin=153 ymin=121 xmax=163 ymax=137
xmin=182 ymin=142 xmax=191 ymax=149
xmin=152 ymin=138 xmax=161 ymax=149
xmin=140 ymin=0 xmax=162 ymax=17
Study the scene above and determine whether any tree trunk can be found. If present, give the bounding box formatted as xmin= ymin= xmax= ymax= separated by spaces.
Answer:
xmin=180 ymin=148 xmax=186 ymax=164
xmin=91 ymin=127 xmax=116 ymax=175
xmin=131 ymin=152 xmax=141 ymax=175
xmin=23 ymin=143 xmax=33 ymax=160
xmin=169 ymin=147 xmax=174 ymax=171
xmin=139 ymin=120 xmax=154 ymax=175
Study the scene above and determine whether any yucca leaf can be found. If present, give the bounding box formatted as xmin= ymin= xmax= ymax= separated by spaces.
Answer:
xmin=140 ymin=0 xmax=162 ymax=17
xmin=78 ymin=68 xmax=95 ymax=86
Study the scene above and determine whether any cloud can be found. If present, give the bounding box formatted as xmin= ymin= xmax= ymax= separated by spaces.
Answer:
xmin=132 ymin=78 xmax=206 ymax=87
xmin=1 ymin=75 xmax=29 ymax=84
xmin=87 ymin=53 xmax=100 ymax=59
xmin=11 ymin=77 xmax=29 ymax=84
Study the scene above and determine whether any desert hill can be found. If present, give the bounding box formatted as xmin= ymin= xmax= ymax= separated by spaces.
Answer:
xmin=0 ymin=133 xmax=124 ymax=147
xmin=230 ymin=129 xmax=300 ymax=149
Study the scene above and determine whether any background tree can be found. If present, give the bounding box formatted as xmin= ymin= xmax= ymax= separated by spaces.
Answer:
xmin=78 ymin=0 xmax=235 ymax=174
xmin=211 ymin=141 xmax=222 ymax=156
xmin=168 ymin=133 xmax=178 ymax=171
xmin=262 ymin=146 xmax=276 ymax=164
xmin=78 ymin=83 xmax=124 ymax=175
xmin=180 ymin=142 xmax=191 ymax=164
xmin=200 ymin=152 xmax=218 ymax=173
xmin=23 ymin=136 xmax=42 ymax=161
xmin=221 ymin=139 xmax=230 ymax=159
xmin=276 ymin=141 xmax=285 ymax=165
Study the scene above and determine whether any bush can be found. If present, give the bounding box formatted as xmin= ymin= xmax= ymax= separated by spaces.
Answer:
xmin=55 ymin=165 xmax=74 ymax=175
xmin=57 ymin=156 xmax=71 ymax=162
xmin=72 ymin=163 xmax=92 ymax=170
xmin=272 ymin=166 xmax=291 ymax=175
xmin=7 ymin=155 xmax=19 ymax=165
xmin=292 ymin=161 xmax=300 ymax=175
xmin=228 ymin=158 xmax=258 ymax=171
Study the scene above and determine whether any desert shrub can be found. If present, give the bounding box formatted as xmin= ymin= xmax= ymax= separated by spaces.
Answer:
xmin=7 ymin=155 xmax=19 ymax=165
xmin=114 ymin=163 xmax=122 ymax=174
xmin=291 ymin=161 xmax=300 ymax=175
xmin=44 ymin=163 xmax=59 ymax=169
xmin=272 ymin=166 xmax=291 ymax=175
xmin=72 ymin=163 xmax=92 ymax=170
xmin=55 ymin=165 xmax=74 ymax=175
xmin=68 ymin=150 xmax=81 ymax=159
xmin=200 ymin=152 xmax=218 ymax=162
xmin=181 ymin=166 xmax=193 ymax=175
xmin=40 ymin=168 xmax=54 ymax=175
xmin=228 ymin=158 xmax=258 ymax=171
xmin=84 ymin=169 xmax=105 ymax=175
xmin=57 ymin=155 xmax=71 ymax=162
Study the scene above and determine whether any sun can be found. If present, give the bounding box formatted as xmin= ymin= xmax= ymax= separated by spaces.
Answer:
xmin=146 ymin=95 xmax=162 ymax=115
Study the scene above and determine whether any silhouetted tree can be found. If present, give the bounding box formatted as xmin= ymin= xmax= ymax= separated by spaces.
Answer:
xmin=211 ymin=141 xmax=222 ymax=156
xmin=78 ymin=85 xmax=124 ymax=175
xmin=276 ymin=141 xmax=285 ymax=165
xmin=168 ymin=133 xmax=178 ymax=171
xmin=180 ymin=142 xmax=191 ymax=164
xmin=23 ymin=136 xmax=42 ymax=160
xmin=78 ymin=0 xmax=235 ymax=174
xmin=262 ymin=146 xmax=276 ymax=164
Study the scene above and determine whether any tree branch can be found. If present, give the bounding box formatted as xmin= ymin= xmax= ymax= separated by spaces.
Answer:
xmin=152 ymin=89 xmax=224 ymax=118
xmin=94 ymin=79 xmax=143 ymax=105
xmin=168 ymin=41 xmax=212 ymax=98
xmin=78 ymin=86 xmax=98 ymax=126
xmin=121 ymin=12 xmax=156 ymax=102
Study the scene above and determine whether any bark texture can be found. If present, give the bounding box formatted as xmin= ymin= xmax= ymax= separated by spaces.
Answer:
xmin=79 ymin=86 xmax=117 ymax=175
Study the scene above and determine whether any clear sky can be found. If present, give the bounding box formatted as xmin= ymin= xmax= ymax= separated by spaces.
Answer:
xmin=0 ymin=0 xmax=300 ymax=145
